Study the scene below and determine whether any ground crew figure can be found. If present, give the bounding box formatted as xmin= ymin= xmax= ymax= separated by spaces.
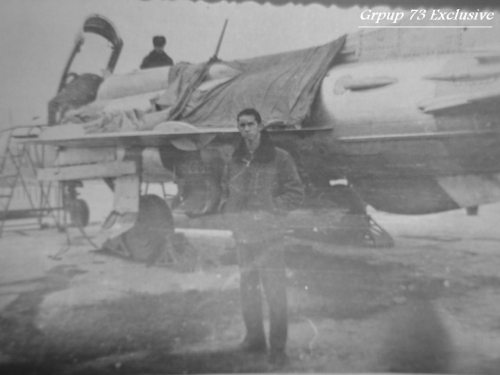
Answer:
xmin=47 ymin=74 xmax=103 ymax=125
xmin=140 ymin=35 xmax=173 ymax=69
xmin=222 ymin=108 xmax=304 ymax=366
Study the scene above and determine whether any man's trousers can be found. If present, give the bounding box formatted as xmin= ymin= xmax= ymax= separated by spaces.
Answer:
xmin=237 ymin=239 xmax=288 ymax=353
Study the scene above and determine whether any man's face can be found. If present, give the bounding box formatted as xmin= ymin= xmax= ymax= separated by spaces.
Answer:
xmin=237 ymin=114 xmax=262 ymax=142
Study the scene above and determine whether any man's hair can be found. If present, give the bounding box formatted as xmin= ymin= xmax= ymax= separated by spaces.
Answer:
xmin=153 ymin=36 xmax=166 ymax=48
xmin=237 ymin=108 xmax=262 ymax=124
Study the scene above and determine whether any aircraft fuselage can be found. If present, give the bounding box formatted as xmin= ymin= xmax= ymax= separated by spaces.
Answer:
xmin=40 ymin=16 xmax=500 ymax=215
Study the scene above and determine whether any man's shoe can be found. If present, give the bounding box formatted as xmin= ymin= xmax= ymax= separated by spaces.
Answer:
xmin=268 ymin=350 xmax=288 ymax=367
xmin=238 ymin=337 xmax=267 ymax=353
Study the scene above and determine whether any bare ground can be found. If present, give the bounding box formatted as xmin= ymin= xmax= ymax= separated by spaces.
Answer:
xmin=2 ymin=205 xmax=500 ymax=374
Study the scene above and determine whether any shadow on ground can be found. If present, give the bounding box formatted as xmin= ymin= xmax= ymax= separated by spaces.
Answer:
xmin=0 ymin=245 xmax=479 ymax=374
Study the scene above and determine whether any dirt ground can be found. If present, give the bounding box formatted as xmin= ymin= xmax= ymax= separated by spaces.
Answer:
xmin=2 ymin=204 xmax=500 ymax=374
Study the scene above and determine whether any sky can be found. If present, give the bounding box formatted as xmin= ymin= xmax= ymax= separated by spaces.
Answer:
xmin=0 ymin=0 xmax=373 ymax=126
xmin=0 ymin=0 xmax=497 ymax=127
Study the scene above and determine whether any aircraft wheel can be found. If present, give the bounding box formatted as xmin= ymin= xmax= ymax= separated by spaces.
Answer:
xmin=120 ymin=194 xmax=174 ymax=262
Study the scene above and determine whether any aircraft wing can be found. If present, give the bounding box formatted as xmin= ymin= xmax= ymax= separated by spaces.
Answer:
xmin=418 ymin=86 xmax=500 ymax=114
xmin=23 ymin=121 xmax=334 ymax=150
xmin=25 ymin=121 xmax=239 ymax=150
xmin=419 ymin=53 xmax=500 ymax=114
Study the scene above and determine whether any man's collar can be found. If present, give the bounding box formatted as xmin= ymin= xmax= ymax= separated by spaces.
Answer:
xmin=233 ymin=130 xmax=276 ymax=164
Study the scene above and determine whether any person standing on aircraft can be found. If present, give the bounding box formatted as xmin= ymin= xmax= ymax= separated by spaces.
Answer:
xmin=140 ymin=35 xmax=174 ymax=69
xmin=221 ymin=108 xmax=304 ymax=366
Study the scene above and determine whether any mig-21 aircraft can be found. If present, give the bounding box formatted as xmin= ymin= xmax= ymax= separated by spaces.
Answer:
xmin=23 ymin=13 xmax=500 ymax=259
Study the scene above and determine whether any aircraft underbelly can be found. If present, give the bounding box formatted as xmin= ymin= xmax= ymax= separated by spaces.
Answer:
xmin=335 ymin=130 xmax=500 ymax=176
xmin=328 ymin=132 xmax=500 ymax=213
xmin=330 ymin=131 xmax=500 ymax=213
xmin=289 ymin=127 xmax=500 ymax=214
xmin=350 ymin=171 xmax=500 ymax=215
xmin=350 ymin=175 xmax=460 ymax=215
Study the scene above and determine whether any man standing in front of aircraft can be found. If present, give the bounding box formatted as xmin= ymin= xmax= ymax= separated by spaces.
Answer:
xmin=222 ymin=108 xmax=304 ymax=366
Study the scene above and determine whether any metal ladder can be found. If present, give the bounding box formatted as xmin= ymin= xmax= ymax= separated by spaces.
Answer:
xmin=0 ymin=125 xmax=63 ymax=237
xmin=0 ymin=128 xmax=18 ymax=236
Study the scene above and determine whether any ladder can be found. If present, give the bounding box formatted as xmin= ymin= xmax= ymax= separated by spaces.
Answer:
xmin=0 ymin=125 xmax=63 ymax=237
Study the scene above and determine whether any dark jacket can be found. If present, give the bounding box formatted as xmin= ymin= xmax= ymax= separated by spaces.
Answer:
xmin=222 ymin=131 xmax=304 ymax=241
xmin=140 ymin=50 xmax=173 ymax=69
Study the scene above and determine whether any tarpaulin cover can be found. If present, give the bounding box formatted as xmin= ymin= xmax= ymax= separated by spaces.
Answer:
xmin=71 ymin=35 xmax=346 ymax=133
xmin=156 ymin=34 xmax=346 ymax=129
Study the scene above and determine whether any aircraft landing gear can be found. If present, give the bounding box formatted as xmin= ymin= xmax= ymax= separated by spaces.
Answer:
xmin=103 ymin=194 xmax=199 ymax=271
xmin=111 ymin=194 xmax=175 ymax=263
xmin=296 ymin=184 xmax=395 ymax=248
xmin=64 ymin=181 xmax=90 ymax=228
xmin=365 ymin=215 xmax=395 ymax=248
xmin=338 ymin=185 xmax=395 ymax=248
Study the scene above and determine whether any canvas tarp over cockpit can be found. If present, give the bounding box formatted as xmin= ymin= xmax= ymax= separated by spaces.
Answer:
xmin=69 ymin=35 xmax=346 ymax=133
xmin=157 ymin=34 xmax=346 ymax=129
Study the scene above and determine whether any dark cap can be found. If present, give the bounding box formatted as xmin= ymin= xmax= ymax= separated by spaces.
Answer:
xmin=153 ymin=35 xmax=166 ymax=47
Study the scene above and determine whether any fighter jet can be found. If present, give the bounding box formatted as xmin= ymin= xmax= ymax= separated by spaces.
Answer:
xmin=24 ymin=14 xmax=500 ymax=257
